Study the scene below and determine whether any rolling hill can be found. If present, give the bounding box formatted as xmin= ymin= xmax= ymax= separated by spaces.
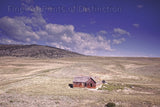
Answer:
xmin=0 ymin=44 xmax=83 ymax=58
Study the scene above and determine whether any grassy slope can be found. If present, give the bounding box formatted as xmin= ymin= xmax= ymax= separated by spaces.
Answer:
xmin=0 ymin=44 xmax=82 ymax=58
xmin=0 ymin=56 xmax=160 ymax=107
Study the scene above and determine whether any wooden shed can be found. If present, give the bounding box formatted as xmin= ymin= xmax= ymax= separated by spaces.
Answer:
xmin=73 ymin=76 xmax=96 ymax=88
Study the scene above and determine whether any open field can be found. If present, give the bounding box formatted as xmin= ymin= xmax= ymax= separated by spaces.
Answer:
xmin=0 ymin=56 xmax=160 ymax=107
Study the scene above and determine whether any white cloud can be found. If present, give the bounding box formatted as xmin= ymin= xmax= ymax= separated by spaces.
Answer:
xmin=137 ymin=5 xmax=143 ymax=8
xmin=97 ymin=35 xmax=104 ymax=41
xmin=0 ymin=37 xmax=28 ymax=44
xmin=49 ymin=42 xmax=64 ymax=49
xmin=113 ymin=38 xmax=125 ymax=45
xmin=45 ymin=24 xmax=74 ymax=34
xmin=0 ymin=16 xmax=40 ymax=42
xmin=36 ymin=30 xmax=48 ymax=36
xmin=47 ymin=42 xmax=71 ymax=51
xmin=113 ymin=28 xmax=130 ymax=36
xmin=61 ymin=34 xmax=72 ymax=43
xmin=73 ymin=32 xmax=112 ymax=53
xmin=83 ymin=50 xmax=95 ymax=55
xmin=98 ymin=30 xmax=108 ymax=34
xmin=133 ymin=24 xmax=139 ymax=28
xmin=26 ymin=38 xmax=31 ymax=42
xmin=0 ymin=38 xmax=17 ymax=44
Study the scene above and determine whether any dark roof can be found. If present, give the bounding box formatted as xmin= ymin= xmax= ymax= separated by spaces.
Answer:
xmin=73 ymin=76 xmax=96 ymax=83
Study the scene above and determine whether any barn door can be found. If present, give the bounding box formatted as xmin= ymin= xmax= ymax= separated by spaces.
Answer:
xmin=90 ymin=83 xmax=92 ymax=87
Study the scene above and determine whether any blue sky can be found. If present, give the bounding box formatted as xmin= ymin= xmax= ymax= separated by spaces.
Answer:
xmin=0 ymin=0 xmax=160 ymax=57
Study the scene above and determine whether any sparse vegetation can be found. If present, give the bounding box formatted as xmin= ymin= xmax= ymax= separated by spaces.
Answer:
xmin=98 ymin=83 xmax=126 ymax=91
xmin=55 ymin=101 xmax=60 ymax=104
xmin=9 ymin=100 xmax=13 ymax=103
xmin=104 ymin=102 xmax=116 ymax=107
xmin=0 ymin=56 xmax=160 ymax=107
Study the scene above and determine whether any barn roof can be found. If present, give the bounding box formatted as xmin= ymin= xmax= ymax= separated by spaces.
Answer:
xmin=73 ymin=76 xmax=96 ymax=83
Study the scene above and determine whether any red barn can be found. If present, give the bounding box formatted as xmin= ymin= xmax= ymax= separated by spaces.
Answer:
xmin=73 ymin=76 xmax=96 ymax=88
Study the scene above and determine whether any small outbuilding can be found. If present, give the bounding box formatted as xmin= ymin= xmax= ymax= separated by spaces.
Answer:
xmin=73 ymin=76 xmax=96 ymax=88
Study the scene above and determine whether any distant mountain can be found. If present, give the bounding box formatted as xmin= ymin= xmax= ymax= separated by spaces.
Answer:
xmin=0 ymin=44 xmax=83 ymax=58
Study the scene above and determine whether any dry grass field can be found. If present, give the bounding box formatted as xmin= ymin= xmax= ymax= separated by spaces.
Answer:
xmin=0 ymin=56 xmax=160 ymax=107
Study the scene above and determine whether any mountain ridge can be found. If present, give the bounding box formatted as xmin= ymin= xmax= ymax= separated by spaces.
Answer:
xmin=0 ymin=44 xmax=83 ymax=58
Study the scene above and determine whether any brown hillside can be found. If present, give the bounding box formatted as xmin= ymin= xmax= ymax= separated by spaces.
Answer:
xmin=0 ymin=44 xmax=83 ymax=58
